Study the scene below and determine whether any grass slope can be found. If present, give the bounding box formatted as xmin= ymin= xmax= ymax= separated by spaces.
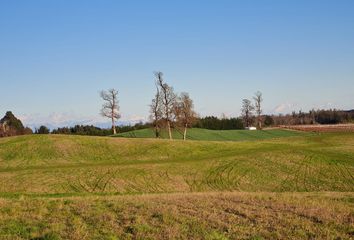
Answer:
xmin=0 ymin=133 xmax=353 ymax=195
xmin=114 ymin=128 xmax=307 ymax=141
xmin=0 ymin=133 xmax=353 ymax=239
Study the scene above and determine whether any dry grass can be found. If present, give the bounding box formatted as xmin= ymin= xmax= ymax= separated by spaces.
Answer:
xmin=281 ymin=124 xmax=354 ymax=132
xmin=0 ymin=192 xmax=353 ymax=239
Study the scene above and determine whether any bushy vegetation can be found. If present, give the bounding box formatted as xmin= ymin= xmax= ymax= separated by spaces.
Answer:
xmin=193 ymin=116 xmax=244 ymax=130
xmin=51 ymin=122 xmax=151 ymax=136
xmin=190 ymin=109 xmax=354 ymax=132
xmin=0 ymin=111 xmax=32 ymax=137
xmin=52 ymin=125 xmax=112 ymax=136
xmin=270 ymin=109 xmax=354 ymax=125
xmin=35 ymin=125 xmax=50 ymax=134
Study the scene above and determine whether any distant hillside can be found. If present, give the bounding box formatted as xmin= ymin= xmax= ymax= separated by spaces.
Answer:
xmin=114 ymin=128 xmax=307 ymax=141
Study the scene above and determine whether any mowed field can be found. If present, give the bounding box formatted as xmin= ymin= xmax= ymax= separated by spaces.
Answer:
xmin=0 ymin=131 xmax=353 ymax=239
xmin=115 ymin=128 xmax=306 ymax=141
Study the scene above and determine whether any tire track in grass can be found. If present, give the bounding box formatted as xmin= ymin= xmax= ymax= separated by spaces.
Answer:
xmin=330 ymin=160 xmax=348 ymax=190
xmin=296 ymin=154 xmax=315 ymax=191
xmin=64 ymin=169 xmax=121 ymax=193
xmin=206 ymin=162 xmax=235 ymax=190
xmin=329 ymin=157 xmax=354 ymax=191
xmin=302 ymin=155 xmax=311 ymax=192
xmin=311 ymin=152 xmax=351 ymax=191
xmin=306 ymin=155 xmax=325 ymax=191
xmin=205 ymin=164 xmax=225 ymax=190
xmin=291 ymin=155 xmax=306 ymax=191
xmin=302 ymin=152 xmax=354 ymax=191
xmin=294 ymin=153 xmax=322 ymax=191
xmin=204 ymin=160 xmax=248 ymax=191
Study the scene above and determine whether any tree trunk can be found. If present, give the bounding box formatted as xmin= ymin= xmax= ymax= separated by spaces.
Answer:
xmin=112 ymin=118 xmax=116 ymax=135
xmin=257 ymin=115 xmax=261 ymax=130
xmin=183 ymin=124 xmax=187 ymax=141
xmin=155 ymin=124 xmax=159 ymax=138
xmin=167 ymin=121 xmax=172 ymax=140
xmin=258 ymin=118 xmax=262 ymax=130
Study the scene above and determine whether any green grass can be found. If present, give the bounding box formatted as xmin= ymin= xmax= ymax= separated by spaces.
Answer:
xmin=114 ymin=128 xmax=307 ymax=141
xmin=0 ymin=133 xmax=353 ymax=239
xmin=0 ymin=133 xmax=353 ymax=195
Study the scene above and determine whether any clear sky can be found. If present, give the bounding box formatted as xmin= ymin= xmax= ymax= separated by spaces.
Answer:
xmin=1 ymin=0 xmax=353 ymax=128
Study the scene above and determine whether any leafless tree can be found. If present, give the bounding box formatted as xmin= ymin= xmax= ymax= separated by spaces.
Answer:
xmin=175 ymin=92 xmax=197 ymax=140
xmin=149 ymin=74 xmax=163 ymax=138
xmin=156 ymin=72 xmax=176 ymax=140
xmin=241 ymin=99 xmax=254 ymax=128
xmin=220 ymin=113 xmax=227 ymax=119
xmin=253 ymin=91 xmax=263 ymax=129
xmin=100 ymin=89 xmax=120 ymax=134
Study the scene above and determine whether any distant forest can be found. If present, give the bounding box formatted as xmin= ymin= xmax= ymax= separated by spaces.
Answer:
xmin=0 ymin=109 xmax=353 ymax=137
xmin=2 ymin=71 xmax=353 ymax=138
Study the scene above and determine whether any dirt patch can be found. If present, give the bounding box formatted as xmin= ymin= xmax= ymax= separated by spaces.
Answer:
xmin=280 ymin=124 xmax=354 ymax=132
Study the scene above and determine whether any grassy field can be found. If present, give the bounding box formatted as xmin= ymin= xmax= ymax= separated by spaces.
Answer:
xmin=114 ymin=128 xmax=307 ymax=141
xmin=0 ymin=192 xmax=352 ymax=239
xmin=0 ymin=132 xmax=353 ymax=239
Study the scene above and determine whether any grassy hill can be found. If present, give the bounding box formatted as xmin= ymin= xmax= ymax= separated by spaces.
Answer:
xmin=114 ymin=127 xmax=307 ymax=141
xmin=0 ymin=133 xmax=353 ymax=239
xmin=1 ymin=133 xmax=353 ymax=195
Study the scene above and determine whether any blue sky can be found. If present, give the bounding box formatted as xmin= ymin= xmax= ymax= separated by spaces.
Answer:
xmin=1 ymin=0 xmax=353 ymax=128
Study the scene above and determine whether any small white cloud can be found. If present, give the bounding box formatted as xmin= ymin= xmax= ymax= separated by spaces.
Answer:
xmin=318 ymin=102 xmax=334 ymax=109
xmin=122 ymin=114 xmax=146 ymax=123
xmin=273 ymin=102 xmax=298 ymax=114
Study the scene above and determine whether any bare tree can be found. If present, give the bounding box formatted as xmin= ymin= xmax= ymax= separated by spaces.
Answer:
xmin=241 ymin=99 xmax=254 ymax=128
xmin=156 ymin=72 xmax=176 ymax=140
xmin=149 ymin=74 xmax=163 ymax=138
xmin=100 ymin=89 xmax=120 ymax=134
xmin=220 ymin=113 xmax=227 ymax=119
xmin=175 ymin=92 xmax=197 ymax=140
xmin=253 ymin=91 xmax=263 ymax=129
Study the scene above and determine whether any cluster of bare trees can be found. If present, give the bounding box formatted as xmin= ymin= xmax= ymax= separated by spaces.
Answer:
xmin=98 ymin=75 xmax=262 ymax=137
xmin=98 ymin=84 xmax=353 ymax=136
xmin=241 ymin=91 xmax=263 ymax=129
xmin=150 ymin=71 xmax=197 ymax=140
xmin=99 ymin=72 xmax=197 ymax=140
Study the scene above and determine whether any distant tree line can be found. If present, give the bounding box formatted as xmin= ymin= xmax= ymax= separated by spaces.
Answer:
xmin=1 ymin=71 xmax=353 ymax=139
xmin=193 ymin=116 xmax=244 ymax=130
xmin=35 ymin=125 xmax=50 ymax=134
xmin=268 ymin=109 xmax=354 ymax=125
xmin=51 ymin=122 xmax=151 ymax=136
xmin=28 ymin=109 xmax=354 ymax=137
xmin=192 ymin=109 xmax=354 ymax=130
xmin=0 ymin=110 xmax=152 ymax=138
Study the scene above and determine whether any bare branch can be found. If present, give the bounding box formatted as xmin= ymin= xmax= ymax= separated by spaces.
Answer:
xmin=100 ymin=88 xmax=120 ymax=134
xmin=253 ymin=91 xmax=263 ymax=129
xmin=241 ymin=98 xmax=254 ymax=128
